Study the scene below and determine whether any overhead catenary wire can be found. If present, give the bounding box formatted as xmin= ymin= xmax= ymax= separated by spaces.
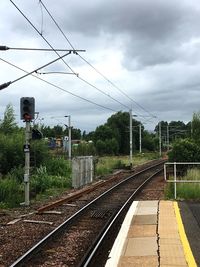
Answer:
xmin=10 ymin=0 xmax=130 ymax=110
xmin=38 ymin=0 xmax=156 ymax=118
xmin=0 ymin=50 xmax=72 ymax=87
xmin=0 ymin=57 xmax=116 ymax=112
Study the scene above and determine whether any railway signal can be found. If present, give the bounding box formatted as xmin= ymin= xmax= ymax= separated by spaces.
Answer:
xmin=20 ymin=97 xmax=35 ymax=121
xmin=20 ymin=97 xmax=35 ymax=206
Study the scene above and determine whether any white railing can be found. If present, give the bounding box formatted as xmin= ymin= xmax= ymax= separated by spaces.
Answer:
xmin=164 ymin=162 xmax=200 ymax=199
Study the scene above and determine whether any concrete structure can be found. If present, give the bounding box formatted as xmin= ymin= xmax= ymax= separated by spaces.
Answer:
xmin=72 ymin=156 xmax=94 ymax=188
xmin=105 ymin=200 xmax=197 ymax=267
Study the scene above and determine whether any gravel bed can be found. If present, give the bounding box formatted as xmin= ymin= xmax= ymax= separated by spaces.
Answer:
xmin=0 ymin=160 xmax=165 ymax=267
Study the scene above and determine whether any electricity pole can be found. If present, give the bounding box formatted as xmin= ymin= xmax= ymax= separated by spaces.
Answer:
xmin=139 ymin=123 xmax=142 ymax=153
xmin=129 ymin=109 xmax=133 ymax=168
xmin=159 ymin=121 xmax=162 ymax=157
xmin=65 ymin=115 xmax=71 ymax=160
xmin=167 ymin=124 xmax=169 ymax=151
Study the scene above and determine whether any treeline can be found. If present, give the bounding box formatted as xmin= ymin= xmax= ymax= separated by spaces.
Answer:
xmin=168 ymin=112 xmax=200 ymax=162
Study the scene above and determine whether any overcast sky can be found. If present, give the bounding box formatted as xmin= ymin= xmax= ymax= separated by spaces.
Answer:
xmin=1 ymin=0 xmax=200 ymax=133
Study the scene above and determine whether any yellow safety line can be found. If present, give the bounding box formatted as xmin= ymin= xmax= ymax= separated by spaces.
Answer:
xmin=174 ymin=202 xmax=197 ymax=267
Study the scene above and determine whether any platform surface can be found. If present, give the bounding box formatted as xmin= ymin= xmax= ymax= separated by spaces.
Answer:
xmin=105 ymin=200 xmax=198 ymax=267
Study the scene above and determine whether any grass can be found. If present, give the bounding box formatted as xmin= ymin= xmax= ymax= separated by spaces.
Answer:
xmin=165 ymin=168 xmax=200 ymax=200
xmin=0 ymin=157 xmax=72 ymax=208
xmin=96 ymin=152 xmax=159 ymax=176
xmin=0 ymin=152 xmax=159 ymax=208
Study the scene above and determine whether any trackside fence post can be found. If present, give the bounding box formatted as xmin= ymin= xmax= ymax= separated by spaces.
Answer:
xmin=164 ymin=163 xmax=167 ymax=181
xmin=174 ymin=162 xmax=177 ymax=199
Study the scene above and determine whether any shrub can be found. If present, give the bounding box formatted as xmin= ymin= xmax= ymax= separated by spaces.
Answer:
xmin=44 ymin=157 xmax=71 ymax=177
xmin=0 ymin=133 xmax=24 ymax=174
xmin=0 ymin=133 xmax=50 ymax=175
xmin=168 ymin=138 xmax=200 ymax=162
xmin=0 ymin=177 xmax=23 ymax=207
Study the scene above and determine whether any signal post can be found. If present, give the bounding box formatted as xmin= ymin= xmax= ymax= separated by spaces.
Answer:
xmin=20 ymin=97 xmax=35 ymax=206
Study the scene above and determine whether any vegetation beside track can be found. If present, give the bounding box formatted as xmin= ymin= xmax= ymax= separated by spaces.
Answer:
xmin=0 ymin=153 xmax=159 ymax=208
xmin=165 ymin=168 xmax=200 ymax=200
xmin=96 ymin=153 xmax=160 ymax=176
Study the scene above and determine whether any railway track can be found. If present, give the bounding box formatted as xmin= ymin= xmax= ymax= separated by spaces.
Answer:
xmin=9 ymin=160 xmax=165 ymax=267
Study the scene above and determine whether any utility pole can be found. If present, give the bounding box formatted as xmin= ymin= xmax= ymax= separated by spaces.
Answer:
xmin=65 ymin=115 xmax=71 ymax=160
xmin=159 ymin=121 xmax=162 ymax=157
xmin=129 ymin=109 xmax=133 ymax=168
xmin=139 ymin=123 xmax=142 ymax=153
xmin=167 ymin=124 xmax=169 ymax=151
xmin=68 ymin=115 xmax=71 ymax=161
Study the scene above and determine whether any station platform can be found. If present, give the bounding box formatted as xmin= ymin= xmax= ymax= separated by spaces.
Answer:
xmin=105 ymin=200 xmax=199 ymax=267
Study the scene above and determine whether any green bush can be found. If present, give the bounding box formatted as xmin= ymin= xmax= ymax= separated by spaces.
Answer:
xmin=0 ymin=133 xmax=24 ymax=174
xmin=168 ymin=138 xmax=200 ymax=162
xmin=0 ymin=177 xmax=23 ymax=207
xmin=44 ymin=157 xmax=71 ymax=177
xmin=0 ymin=133 xmax=50 ymax=175
xmin=72 ymin=142 xmax=96 ymax=156
xmin=31 ymin=168 xmax=71 ymax=195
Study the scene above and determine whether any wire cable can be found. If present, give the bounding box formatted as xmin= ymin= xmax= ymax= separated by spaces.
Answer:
xmin=0 ymin=57 xmax=116 ymax=112
xmin=10 ymin=0 xmax=130 ymax=110
xmin=10 ymin=0 xmax=75 ymax=74
xmin=39 ymin=0 xmax=156 ymax=118
xmin=8 ymin=51 xmax=72 ymax=86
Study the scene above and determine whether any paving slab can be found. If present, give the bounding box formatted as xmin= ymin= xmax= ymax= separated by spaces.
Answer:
xmin=118 ymin=256 xmax=158 ymax=267
xmin=131 ymin=214 xmax=157 ymax=225
xmin=160 ymin=256 xmax=188 ymax=266
xmin=159 ymin=201 xmax=188 ymax=267
xmin=138 ymin=200 xmax=158 ymax=207
xmin=124 ymin=237 xmax=157 ymax=256
xmin=159 ymin=238 xmax=182 ymax=246
xmin=160 ymin=244 xmax=186 ymax=258
xmin=106 ymin=200 xmax=193 ymax=267
xmin=128 ymin=224 xmax=157 ymax=237
xmin=136 ymin=206 xmax=157 ymax=215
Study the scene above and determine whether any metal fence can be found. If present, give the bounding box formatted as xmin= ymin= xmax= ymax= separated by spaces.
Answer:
xmin=164 ymin=162 xmax=200 ymax=199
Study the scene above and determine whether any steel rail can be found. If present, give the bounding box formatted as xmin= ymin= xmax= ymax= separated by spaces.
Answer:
xmin=9 ymin=160 xmax=165 ymax=267
xmin=80 ymin=168 xmax=163 ymax=267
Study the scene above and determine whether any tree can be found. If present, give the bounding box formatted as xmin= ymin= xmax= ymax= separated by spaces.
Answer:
xmin=93 ymin=125 xmax=115 ymax=143
xmin=191 ymin=112 xmax=200 ymax=143
xmin=0 ymin=104 xmax=18 ymax=135
xmin=168 ymin=138 xmax=200 ymax=162
xmin=107 ymin=111 xmax=139 ymax=154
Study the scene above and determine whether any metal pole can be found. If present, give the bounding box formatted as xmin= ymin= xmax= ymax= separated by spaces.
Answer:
xmin=167 ymin=124 xmax=169 ymax=151
xmin=24 ymin=121 xmax=30 ymax=206
xmin=164 ymin=163 xmax=167 ymax=181
xmin=68 ymin=115 xmax=71 ymax=160
xmin=174 ymin=162 xmax=177 ymax=199
xmin=139 ymin=123 xmax=142 ymax=153
xmin=129 ymin=109 xmax=132 ymax=168
xmin=159 ymin=121 xmax=162 ymax=157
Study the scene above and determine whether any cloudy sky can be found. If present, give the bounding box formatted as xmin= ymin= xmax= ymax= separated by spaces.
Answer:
xmin=1 ymin=0 xmax=200 ymax=133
